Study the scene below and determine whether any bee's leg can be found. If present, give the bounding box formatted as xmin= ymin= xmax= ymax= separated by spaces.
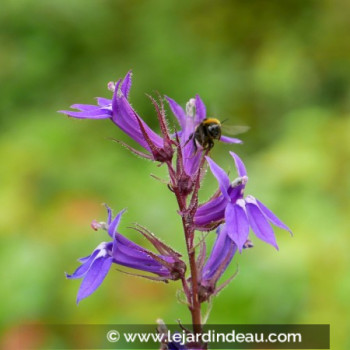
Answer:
xmin=207 ymin=139 xmax=214 ymax=150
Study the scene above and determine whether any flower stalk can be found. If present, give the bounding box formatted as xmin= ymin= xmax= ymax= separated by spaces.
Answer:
xmin=166 ymin=158 xmax=202 ymax=334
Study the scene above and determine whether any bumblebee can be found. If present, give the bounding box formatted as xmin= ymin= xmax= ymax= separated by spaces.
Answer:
xmin=190 ymin=118 xmax=222 ymax=151
xmin=188 ymin=118 xmax=248 ymax=151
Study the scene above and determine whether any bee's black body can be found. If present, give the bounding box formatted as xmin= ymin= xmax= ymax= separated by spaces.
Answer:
xmin=191 ymin=118 xmax=222 ymax=151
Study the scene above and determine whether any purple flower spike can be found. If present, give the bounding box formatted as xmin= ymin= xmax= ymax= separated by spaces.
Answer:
xmin=194 ymin=153 xmax=291 ymax=251
xmin=66 ymin=206 xmax=185 ymax=303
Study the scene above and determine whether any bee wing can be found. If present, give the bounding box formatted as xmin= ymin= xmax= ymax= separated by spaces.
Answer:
xmin=221 ymin=124 xmax=250 ymax=136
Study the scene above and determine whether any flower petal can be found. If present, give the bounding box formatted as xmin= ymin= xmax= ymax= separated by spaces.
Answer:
xmin=104 ymin=204 xmax=112 ymax=225
xmin=70 ymin=104 xmax=101 ymax=111
xmin=96 ymin=97 xmax=112 ymax=106
xmin=203 ymin=225 xmax=235 ymax=280
xmin=195 ymin=94 xmax=206 ymax=123
xmin=195 ymin=195 xmax=227 ymax=228
xmin=108 ymin=209 xmax=126 ymax=238
xmin=220 ymin=135 xmax=243 ymax=144
xmin=113 ymin=233 xmax=148 ymax=260
xmin=165 ymin=96 xmax=187 ymax=130
xmin=112 ymin=79 xmax=122 ymax=113
xmin=255 ymin=199 xmax=292 ymax=235
xmin=77 ymin=256 xmax=113 ymax=303
xmin=78 ymin=255 xmax=91 ymax=263
xmin=121 ymin=71 xmax=132 ymax=97
xmin=58 ymin=109 xmax=111 ymax=119
xmin=245 ymin=199 xmax=278 ymax=250
xmin=182 ymin=144 xmax=201 ymax=176
xmin=229 ymin=151 xmax=247 ymax=177
xmin=225 ymin=201 xmax=249 ymax=252
xmin=112 ymin=235 xmax=169 ymax=276
xmin=66 ymin=250 xmax=100 ymax=279
xmin=115 ymin=254 xmax=167 ymax=275
xmin=205 ymin=157 xmax=230 ymax=201
xmin=113 ymin=92 xmax=164 ymax=151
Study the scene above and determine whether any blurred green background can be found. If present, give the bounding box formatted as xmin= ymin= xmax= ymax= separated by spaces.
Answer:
xmin=1 ymin=0 xmax=349 ymax=349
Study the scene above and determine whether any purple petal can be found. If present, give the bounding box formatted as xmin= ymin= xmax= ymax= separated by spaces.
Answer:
xmin=58 ymin=109 xmax=111 ymax=119
xmin=255 ymin=199 xmax=292 ymax=234
xmin=205 ymin=157 xmax=231 ymax=201
xmin=196 ymin=195 xmax=227 ymax=214
xmin=77 ymin=256 xmax=113 ymax=303
xmin=195 ymin=195 xmax=227 ymax=228
xmin=66 ymin=250 xmax=100 ymax=279
xmin=115 ymin=254 xmax=166 ymax=275
xmin=195 ymin=95 xmax=206 ymax=123
xmin=70 ymin=104 xmax=101 ymax=111
xmin=113 ymin=233 xmax=147 ymax=260
xmin=112 ymin=79 xmax=122 ymax=113
xmin=220 ymin=135 xmax=243 ymax=144
xmin=203 ymin=226 xmax=235 ymax=279
xmin=121 ymin=71 xmax=132 ymax=97
xmin=229 ymin=152 xmax=247 ymax=177
xmin=165 ymin=96 xmax=186 ymax=130
xmin=114 ymin=233 xmax=144 ymax=250
xmin=245 ymin=199 xmax=278 ymax=250
xmin=225 ymin=201 xmax=249 ymax=252
xmin=120 ymin=96 xmax=164 ymax=147
xmin=112 ymin=89 xmax=164 ymax=151
xmin=227 ymin=184 xmax=245 ymax=203
xmin=96 ymin=97 xmax=112 ymax=106
xmin=108 ymin=209 xmax=126 ymax=238
xmin=104 ymin=204 xmax=112 ymax=225
xmin=78 ymin=255 xmax=91 ymax=263
xmin=114 ymin=100 xmax=150 ymax=147
xmin=114 ymin=243 xmax=150 ymax=262
xmin=179 ymin=114 xmax=200 ymax=176
xmin=112 ymin=236 xmax=168 ymax=276
xmin=182 ymin=143 xmax=201 ymax=176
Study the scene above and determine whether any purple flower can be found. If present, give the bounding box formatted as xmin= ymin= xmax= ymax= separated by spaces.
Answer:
xmin=59 ymin=72 xmax=173 ymax=162
xmin=194 ymin=152 xmax=291 ymax=251
xmin=67 ymin=206 xmax=185 ymax=303
xmin=166 ymin=95 xmax=242 ymax=178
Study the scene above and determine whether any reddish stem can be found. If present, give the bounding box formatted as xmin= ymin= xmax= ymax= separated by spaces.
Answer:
xmin=166 ymin=161 xmax=202 ymax=335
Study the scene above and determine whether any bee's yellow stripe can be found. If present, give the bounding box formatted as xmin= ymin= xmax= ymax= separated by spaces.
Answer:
xmin=203 ymin=118 xmax=221 ymax=125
